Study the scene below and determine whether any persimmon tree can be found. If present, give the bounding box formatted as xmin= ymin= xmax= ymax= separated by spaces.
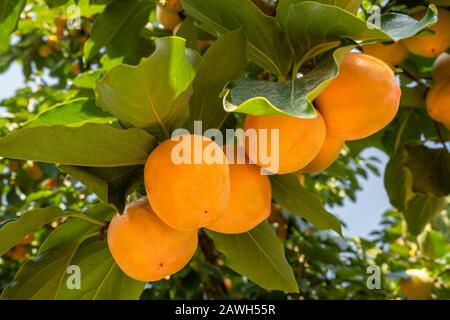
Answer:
xmin=0 ymin=0 xmax=449 ymax=300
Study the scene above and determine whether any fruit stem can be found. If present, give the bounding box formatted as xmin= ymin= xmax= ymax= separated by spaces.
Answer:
xmin=65 ymin=213 xmax=106 ymax=227
xmin=401 ymin=68 xmax=431 ymax=90
xmin=433 ymin=121 xmax=449 ymax=152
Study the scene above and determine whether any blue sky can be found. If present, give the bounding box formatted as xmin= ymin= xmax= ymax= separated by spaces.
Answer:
xmin=0 ymin=63 xmax=391 ymax=238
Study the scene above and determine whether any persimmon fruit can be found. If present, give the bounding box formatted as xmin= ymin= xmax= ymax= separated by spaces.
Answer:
xmin=403 ymin=7 xmax=450 ymax=58
xmin=205 ymin=146 xmax=271 ymax=234
xmin=243 ymin=112 xmax=326 ymax=174
xmin=315 ymin=53 xmax=401 ymax=140
xmin=400 ymin=269 xmax=433 ymax=300
xmin=156 ymin=5 xmax=181 ymax=31
xmin=363 ymin=41 xmax=409 ymax=66
xmin=107 ymin=198 xmax=198 ymax=282
xmin=426 ymin=77 xmax=450 ymax=125
xmin=432 ymin=52 xmax=450 ymax=82
xmin=144 ymin=134 xmax=230 ymax=231
xmin=302 ymin=135 xmax=345 ymax=173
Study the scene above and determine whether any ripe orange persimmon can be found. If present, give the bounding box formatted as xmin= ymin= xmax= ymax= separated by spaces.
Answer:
xmin=400 ymin=269 xmax=433 ymax=300
xmin=315 ymin=53 xmax=401 ymax=140
xmin=156 ymin=5 xmax=181 ymax=31
xmin=107 ymin=198 xmax=198 ymax=282
xmin=7 ymin=245 xmax=26 ymax=261
xmin=27 ymin=162 xmax=44 ymax=180
xmin=19 ymin=234 xmax=35 ymax=245
xmin=302 ymin=135 xmax=345 ymax=173
xmin=205 ymin=146 xmax=271 ymax=234
xmin=161 ymin=0 xmax=182 ymax=12
xmin=144 ymin=134 xmax=230 ymax=231
xmin=243 ymin=112 xmax=326 ymax=174
xmin=363 ymin=41 xmax=409 ymax=66
xmin=432 ymin=52 xmax=450 ymax=82
xmin=426 ymin=77 xmax=450 ymax=125
xmin=403 ymin=7 xmax=450 ymax=58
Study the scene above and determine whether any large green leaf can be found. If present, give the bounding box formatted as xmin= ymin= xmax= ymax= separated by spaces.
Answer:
xmin=225 ymin=46 xmax=351 ymax=117
xmin=0 ymin=123 xmax=155 ymax=166
xmin=39 ymin=204 xmax=115 ymax=254
xmin=187 ymin=29 xmax=246 ymax=130
xmin=24 ymin=98 xmax=116 ymax=128
xmin=59 ymin=165 xmax=140 ymax=211
xmin=286 ymin=3 xmax=437 ymax=57
xmin=56 ymin=239 xmax=145 ymax=300
xmin=183 ymin=0 xmax=293 ymax=76
xmin=405 ymin=145 xmax=450 ymax=198
xmin=277 ymin=0 xmax=361 ymax=28
xmin=96 ymin=37 xmax=199 ymax=138
xmin=206 ymin=222 xmax=298 ymax=293
xmin=0 ymin=206 xmax=67 ymax=256
xmin=1 ymin=242 xmax=81 ymax=299
xmin=85 ymin=0 xmax=153 ymax=60
xmin=384 ymin=150 xmax=415 ymax=211
xmin=404 ymin=194 xmax=447 ymax=236
xmin=0 ymin=0 xmax=26 ymax=52
xmin=271 ymin=174 xmax=342 ymax=235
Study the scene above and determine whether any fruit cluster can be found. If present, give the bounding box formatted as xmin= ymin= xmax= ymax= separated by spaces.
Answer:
xmin=107 ymin=5 xmax=450 ymax=284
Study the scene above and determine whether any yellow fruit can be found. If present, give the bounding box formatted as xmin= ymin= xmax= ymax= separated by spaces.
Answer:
xmin=205 ymin=146 xmax=272 ymax=234
xmin=302 ymin=135 xmax=345 ymax=173
xmin=156 ymin=5 xmax=181 ymax=31
xmin=47 ymin=34 xmax=60 ymax=50
xmin=432 ymin=52 xmax=450 ymax=82
xmin=243 ymin=112 xmax=326 ymax=174
xmin=107 ymin=198 xmax=198 ymax=282
xmin=315 ymin=53 xmax=401 ymax=140
xmin=400 ymin=269 xmax=433 ymax=300
xmin=426 ymin=77 xmax=450 ymax=125
xmin=363 ymin=41 xmax=409 ymax=66
xmin=403 ymin=7 xmax=450 ymax=58
xmin=144 ymin=134 xmax=230 ymax=231
xmin=38 ymin=45 xmax=51 ymax=58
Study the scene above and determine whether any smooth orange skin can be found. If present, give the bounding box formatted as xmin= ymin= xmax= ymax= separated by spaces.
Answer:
xmin=144 ymin=134 xmax=230 ymax=231
xmin=243 ymin=112 xmax=326 ymax=174
xmin=315 ymin=53 xmax=401 ymax=140
xmin=363 ymin=41 xmax=409 ymax=66
xmin=107 ymin=198 xmax=198 ymax=282
xmin=27 ymin=163 xmax=44 ymax=180
xmin=7 ymin=245 xmax=26 ymax=261
xmin=302 ymin=135 xmax=345 ymax=173
xmin=403 ymin=7 xmax=450 ymax=58
xmin=162 ymin=0 xmax=182 ymax=12
xmin=400 ymin=269 xmax=433 ymax=300
xmin=205 ymin=148 xmax=272 ymax=234
xmin=426 ymin=77 xmax=450 ymax=125
xmin=432 ymin=52 xmax=450 ymax=82
xmin=156 ymin=5 xmax=181 ymax=31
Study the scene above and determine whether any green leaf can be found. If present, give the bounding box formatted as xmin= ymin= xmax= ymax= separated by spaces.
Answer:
xmin=187 ymin=29 xmax=246 ymax=130
xmin=206 ymin=222 xmax=298 ymax=293
xmin=271 ymin=174 xmax=342 ymax=235
xmin=419 ymin=229 xmax=449 ymax=260
xmin=384 ymin=150 xmax=415 ymax=211
xmin=86 ymin=0 xmax=153 ymax=60
xmin=0 ymin=0 xmax=26 ymax=51
xmin=404 ymin=194 xmax=447 ymax=236
xmin=56 ymin=239 xmax=145 ymax=300
xmin=39 ymin=204 xmax=115 ymax=254
xmin=1 ymin=243 xmax=81 ymax=299
xmin=96 ymin=37 xmax=199 ymax=138
xmin=58 ymin=165 xmax=139 ymax=211
xmin=225 ymin=46 xmax=351 ymax=117
xmin=0 ymin=123 xmax=155 ymax=167
xmin=183 ymin=0 xmax=293 ymax=76
xmin=24 ymin=98 xmax=116 ymax=128
xmin=0 ymin=206 xmax=67 ymax=256
xmin=405 ymin=145 xmax=450 ymax=198
xmin=73 ymin=70 xmax=104 ymax=89
xmin=277 ymin=0 xmax=361 ymax=28
xmin=45 ymin=0 xmax=71 ymax=7
xmin=285 ymin=3 xmax=437 ymax=57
